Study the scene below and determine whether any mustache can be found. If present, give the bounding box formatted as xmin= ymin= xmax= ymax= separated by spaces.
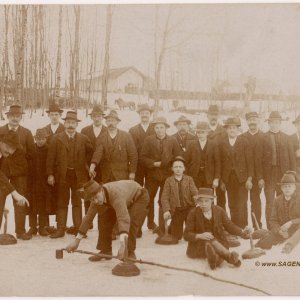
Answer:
xmin=66 ymin=126 xmax=76 ymax=130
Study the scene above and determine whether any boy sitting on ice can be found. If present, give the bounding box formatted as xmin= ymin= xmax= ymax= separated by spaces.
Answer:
xmin=256 ymin=171 xmax=300 ymax=253
xmin=161 ymin=156 xmax=198 ymax=240
xmin=183 ymin=187 xmax=249 ymax=270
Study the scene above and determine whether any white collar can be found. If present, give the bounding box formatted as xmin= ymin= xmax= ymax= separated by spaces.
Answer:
xmin=199 ymin=139 xmax=207 ymax=149
xmin=209 ymin=123 xmax=218 ymax=131
xmin=93 ymin=124 xmax=102 ymax=129
xmin=141 ymin=123 xmax=150 ymax=132
xmin=8 ymin=125 xmax=19 ymax=131
xmin=50 ymin=123 xmax=59 ymax=132
xmin=249 ymin=130 xmax=258 ymax=136
xmin=228 ymin=136 xmax=237 ymax=146
xmin=66 ymin=131 xmax=76 ymax=139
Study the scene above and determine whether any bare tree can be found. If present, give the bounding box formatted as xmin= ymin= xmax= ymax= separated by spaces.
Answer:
xmin=101 ymin=4 xmax=113 ymax=109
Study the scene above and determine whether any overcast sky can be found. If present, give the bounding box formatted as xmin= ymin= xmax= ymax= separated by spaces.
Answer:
xmin=1 ymin=3 xmax=300 ymax=94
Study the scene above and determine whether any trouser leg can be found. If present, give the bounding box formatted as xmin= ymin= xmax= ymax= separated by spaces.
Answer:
xmin=0 ymin=191 xmax=7 ymax=230
xmin=39 ymin=214 xmax=48 ymax=228
xmin=29 ymin=214 xmax=38 ymax=229
xmin=216 ymin=185 xmax=226 ymax=210
xmin=250 ymin=178 xmax=262 ymax=228
xmin=57 ymin=177 xmax=70 ymax=230
xmin=255 ymin=231 xmax=284 ymax=249
xmin=170 ymin=208 xmax=190 ymax=240
xmin=145 ymin=176 xmax=160 ymax=227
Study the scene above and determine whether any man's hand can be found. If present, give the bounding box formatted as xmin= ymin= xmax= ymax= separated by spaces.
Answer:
xmin=258 ymin=179 xmax=265 ymax=189
xmin=48 ymin=175 xmax=55 ymax=186
xmin=153 ymin=161 xmax=161 ymax=168
xmin=163 ymin=211 xmax=171 ymax=221
xmin=129 ymin=172 xmax=135 ymax=180
xmin=245 ymin=178 xmax=253 ymax=191
xmin=66 ymin=238 xmax=80 ymax=253
xmin=117 ymin=233 xmax=129 ymax=260
xmin=196 ymin=232 xmax=214 ymax=240
xmin=220 ymin=181 xmax=226 ymax=192
xmin=280 ymin=221 xmax=292 ymax=232
xmin=212 ymin=178 xmax=219 ymax=189
xmin=89 ymin=164 xmax=96 ymax=179
xmin=11 ymin=191 xmax=29 ymax=207
xmin=241 ymin=226 xmax=253 ymax=239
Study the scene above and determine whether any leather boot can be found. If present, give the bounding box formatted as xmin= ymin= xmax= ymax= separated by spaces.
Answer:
xmin=50 ymin=228 xmax=65 ymax=238
xmin=50 ymin=209 xmax=67 ymax=239
xmin=205 ymin=243 xmax=220 ymax=270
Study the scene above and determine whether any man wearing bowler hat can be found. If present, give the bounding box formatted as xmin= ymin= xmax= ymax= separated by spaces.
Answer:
xmin=140 ymin=116 xmax=181 ymax=231
xmin=172 ymin=115 xmax=196 ymax=158
xmin=0 ymin=105 xmax=35 ymax=240
xmin=129 ymin=104 xmax=155 ymax=187
xmin=46 ymin=110 xmax=97 ymax=238
xmin=291 ymin=114 xmax=300 ymax=184
xmin=185 ymin=121 xmax=221 ymax=190
xmin=65 ymin=179 xmax=149 ymax=261
xmin=0 ymin=131 xmax=30 ymax=235
xmin=241 ymin=112 xmax=265 ymax=228
xmin=262 ymin=111 xmax=296 ymax=229
xmin=218 ymin=117 xmax=254 ymax=228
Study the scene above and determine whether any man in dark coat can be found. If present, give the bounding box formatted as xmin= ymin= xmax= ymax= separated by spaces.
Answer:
xmin=65 ymin=179 xmax=149 ymax=261
xmin=241 ymin=112 xmax=265 ymax=228
xmin=0 ymin=105 xmax=35 ymax=240
xmin=0 ymin=131 xmax=29 ymax=231
xmin=47 ymin=111 xmax=96 ymax=238
xmin=186 ymin=121 xmax=220 ymax=189
xmin=206 ymin=105 xmax=227 ymax=209
xmin=172 ymin=115 xmax=196 ymax=158
xmin=129 ymin=104 xmax=155 ymax=186
xmin=140 ymin=116 xmax=181 ymax=231
xmin=89 ymin=110 xmax=138 ymax=184
xmin=291 ymin=114 xmax=300 ymax=184
xmin=219 ymin=117 xmax=254 ymax=228
xmin=262 ymin=111 xmax=296 ymax=229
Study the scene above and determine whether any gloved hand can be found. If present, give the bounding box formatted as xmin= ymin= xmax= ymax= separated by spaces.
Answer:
xmin=212 ymin=178 xmax=219 ymax=189
xmin=245 ymin=178 xmax=253 ymax=191
xmin=163 ymin=211 xmax=171 ymax=221
xmin=66 ymin=238 xmax=80 ymax=253
xmin=258 ymin=179 xmax=265 ymax=189
xmin=117 ymin=233 xmax=129 ymax=260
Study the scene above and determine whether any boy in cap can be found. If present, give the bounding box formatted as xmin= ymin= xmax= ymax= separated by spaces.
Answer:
xmin=256 ymin=171 xmax=300 ymax=253
xmin=218 ymin=117 xmax=254 ymax=228
xmin=161 ymin=156 xmax=198 ymax=239
xmin=0 ymin=131 xmax=29 ymax=231
xmin=47 ymin=111 xmax=96 ymax=238
xmin=0 ymin=105 xmax=35 ymax=240
xmin=65 ymin=179 xmax=149 ymax=261
xmin=140 ymin=116 xmax=181 ymax=231
xmin=27 ymin=129 xmax=54 ymax=236
xmin=262 ymin=111 xmax=296 ymax=229
xmin=185 ymin=121 xmax=220 ymax=189
xmin=184 ymin=188 xmax=250 ymax=270
xmin=241 ymin=112 xmax=265 ymax=228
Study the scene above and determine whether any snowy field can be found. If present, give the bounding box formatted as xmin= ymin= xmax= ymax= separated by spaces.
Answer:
xmin=1 ymin=106 xmax=300 ymax=296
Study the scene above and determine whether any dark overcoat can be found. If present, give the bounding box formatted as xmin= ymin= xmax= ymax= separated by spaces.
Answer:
xmin=0 ymin=157 xmax=14 ymax=197
xmin=171 ymin=132 xmax=197 ymax=158
xmin=42 ymin=123 xmax=65 ymax=144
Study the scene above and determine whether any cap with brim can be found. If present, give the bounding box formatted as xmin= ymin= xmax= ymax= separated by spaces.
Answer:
xmin=207 ymin=105 xmax=220 ymax=115
xmin=195 ymin=188 xmax=216 ymax=199
xmin=34 ymin=128 xmax=50 ymax=139
xmin=83 ymin=180 xmax=103 ymax=200
xmin=152 ymin=116 xmax=170 ymax=128
xmin=46 ymin=104 xmax=63 ymax=114
xmin=5 ymin=105 xmax=25 ymax=115
xmin=88 ymin=105 xmax=105 ymax=116
xmin=245 ymin=112 xmax=259 ymax=120
xmin=196 ymin=121 xmax=210 ymax=131
xmin=174 ymin=115 xmax=191 ymax=126
xmin=266 ymin=111 xmax=283 ymax=121
xmin=62 ymin=111 xmax=81 ymax=122
xmin=104 ymin=110 xmax=121 ymax=122
xmin=137 ymin=104 xmax=154 ymax=113
xmin=171 ymin=156 xmax=186 ymax=165
xmin=277 ymin=171 xmax=300 ymax=185
xmin=223 ymin=117 xmax=241 ymax=127
xmin=1 ymin=131 xmax=22 ymax=149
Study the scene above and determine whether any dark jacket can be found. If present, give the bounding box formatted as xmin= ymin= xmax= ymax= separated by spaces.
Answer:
xmin=269 ymin=192 xmax=300 ymax=234
xmin=262 ymin=131 xmax=296 ymax=182
xmin=79 ymin=180 xmax=147 ymax=235
xmin=241 ymin=130 xmax=265 ymax=180
xmin=0 ymin=156 xmax=14 ymax=197
xmin=46 ymin=131 xmax=95 ymax=188
xmin=184 ymin=205 xmax=244 ymax=258
xmin=291 ymin=133 xmax=300 ymax=168
xmin=185 ymin=139 xmax=221 ymax=184
xmin=219 ymin=134 xmax=254 ymax=184
xmin=171 ymin=132 xmax=197 ymax=158
xmin=91 ymin=129 xmax=138 ymax=183
xmin=208 ymin=124 xmax=226 ymax=141
xmin=161 ymin=175 xmax=198 ymax=214
xmin=140 ymin=134 xmax=181 ymax=182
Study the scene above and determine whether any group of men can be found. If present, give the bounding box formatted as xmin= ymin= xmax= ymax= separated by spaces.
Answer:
xmin=0 ymin=102 xmax=299 ymax=249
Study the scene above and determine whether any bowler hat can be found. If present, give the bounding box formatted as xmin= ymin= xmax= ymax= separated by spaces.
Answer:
xmin=223 ymin=117 xmax=241 ymax=127
xmin=266 ymin=111 xmax=282 ymax=121
xmin=137 ymin=104 xmax=154 ymax=113
xmin=62 ymin=111 xmax=81 ymax=122
xmin=5 ymin=105 xmax=25 ymax=115
xmin=0 ymin=130 xmax=22 ymax=149
xmin=277 ymin=171 xmax=299 ymax=185
xmin=46 ymin=104 xmax=63 ymax=114
xmin=152 ymin=116 xmax=170 ymax=128
xmin=104 ymin=110 xmax=121 ymax=122
xmin=174 ymin=115 xmax=191 ymax=126
xmin=171 ymin=156 xmax=186 ymax=165
xmin=195 ymin=188 xmax=216 ymax=199
xmin=88 ymin=105 xmax=105 ymax=116
xmin=83 ymin=180 xmax=103 ymax=200
xmin=34 ymin=128 xmax=49 ymax=139
xmin=245 ymin=111 xmax=259 ymax=120
xmin=196 ymin=121 xmax=210 ymax=131
xmin=207 ymin=105 xmax=220 ymax=115
xmin=293 ymin=114 xmax=300 ymax=125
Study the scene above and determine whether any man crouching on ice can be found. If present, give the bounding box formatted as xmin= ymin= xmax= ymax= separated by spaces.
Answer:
xmin=183 ymin=188 xmax=250 ymax=270
xmin=65 ymin=180 xmax=149 ymax=261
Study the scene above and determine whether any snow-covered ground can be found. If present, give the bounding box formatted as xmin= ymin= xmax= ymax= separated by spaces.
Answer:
xmin=0 ymin=107 xmax=300 ymax=296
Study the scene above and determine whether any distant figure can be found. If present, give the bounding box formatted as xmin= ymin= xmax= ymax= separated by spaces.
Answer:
xmin=115 ymin=98 xmax=136 ymax=110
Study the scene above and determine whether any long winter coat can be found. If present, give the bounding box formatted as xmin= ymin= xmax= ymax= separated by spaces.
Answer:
xmin=0 ymin=156 xmax=14 ymax=197
xmin=46 ymin=131 xmax=95 ymax=188
xmin=184 ymin=205 xmax=244 ymax=258
xmin=42 ymin=123 xmax=65 ymax=144
xmin=91 ymin=129 xmax=138 ymax=183
xmin=171 ymin=132 xmax=197 ymax=158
